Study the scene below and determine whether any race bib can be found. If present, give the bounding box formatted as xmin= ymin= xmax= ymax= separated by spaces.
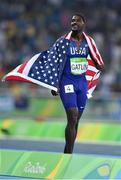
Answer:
xmin=64 ymin=85 xmax=74 ymax=93
xmin=70 ymin=57 xmax=88 ymax=75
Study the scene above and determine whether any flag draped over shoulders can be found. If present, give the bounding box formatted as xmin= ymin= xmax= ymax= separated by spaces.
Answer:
xmin=2 ymin=32 xmax=104 ymax=99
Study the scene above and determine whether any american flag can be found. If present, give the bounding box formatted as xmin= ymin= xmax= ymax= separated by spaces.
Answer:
xmin=2 ymin=32 xmax=104 ymax=99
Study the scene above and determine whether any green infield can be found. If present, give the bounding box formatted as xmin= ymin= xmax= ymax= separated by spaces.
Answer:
xmin=0 ymin=119 xmax=121 ymax=143
xmin=0 ymin=98 xmax=66 ymax=119
xmin=0 ymin=150 xmax=121 ymax=179
xmin=1 ymin=97 xmax=119 ymax=120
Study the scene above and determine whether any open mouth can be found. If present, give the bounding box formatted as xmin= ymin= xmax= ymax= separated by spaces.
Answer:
xmin=71 ymin=24 xmax=78 ymax=30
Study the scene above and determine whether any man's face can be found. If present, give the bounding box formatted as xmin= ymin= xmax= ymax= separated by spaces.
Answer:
xmin=71 ymin=15 xmax=85 ymax=33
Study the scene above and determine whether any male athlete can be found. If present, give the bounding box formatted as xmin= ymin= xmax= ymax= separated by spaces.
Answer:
xmin=3 ymin=13 xmax=104 ymax=154
xmin=51 ymin=14 xmax=104 ymax=153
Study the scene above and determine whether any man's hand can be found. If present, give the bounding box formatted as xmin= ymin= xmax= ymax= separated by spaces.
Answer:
xmin=95 ymin=64 xmax=105 ymax=72
xmin=51 ymin=90 xmax=59 ymax=96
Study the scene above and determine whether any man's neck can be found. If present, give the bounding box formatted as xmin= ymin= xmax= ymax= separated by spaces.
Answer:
xmin=71 ymin=31 xmax=84 ymax=41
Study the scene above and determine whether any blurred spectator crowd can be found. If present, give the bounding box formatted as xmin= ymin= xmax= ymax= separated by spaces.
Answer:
xmin=0 ymin=0 xmax=121 ymax=95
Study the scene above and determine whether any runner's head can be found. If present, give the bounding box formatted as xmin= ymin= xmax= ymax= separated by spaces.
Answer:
xmin=71 ymin=13 xmax=86 ymax=34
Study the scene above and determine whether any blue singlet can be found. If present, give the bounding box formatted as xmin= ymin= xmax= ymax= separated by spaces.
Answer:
xmin=59 ymin=38 xmax=89 ymax=112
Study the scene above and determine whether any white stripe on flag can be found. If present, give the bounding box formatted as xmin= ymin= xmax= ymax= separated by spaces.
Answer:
xmin=87 ymin=86 xmax=96 ymax=99
xmin=91 ymin=39 xmax=104 ymax=65
xmin=4 ymin=71 xmax=58 ymax=91
xmin=2 ymin=65 xmax=21 ymax=81
xmin=86 ymin=75 xmax=93 ymax=81
xmin=88 ymin=65 xmax=99 ymax=72
xmin=13 ymin=65 xmax=21 ymax=72
xmin=93 ymin=72 xmax=100 ymax=80
xmin=23 ymin=53 xmax=41 ymax=75
xmin=83 ymin=32 xmax=101 ymax=65
xmin=65 ymin=31 xmax=72 ymax=40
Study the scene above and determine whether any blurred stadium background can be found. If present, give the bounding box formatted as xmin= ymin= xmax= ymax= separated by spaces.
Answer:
xmin=0 ymin=0 xmax=121 ymax=179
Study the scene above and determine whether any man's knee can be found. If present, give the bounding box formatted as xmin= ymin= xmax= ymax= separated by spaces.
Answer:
xmin=66 ymin=108 xmax=78 ymax=127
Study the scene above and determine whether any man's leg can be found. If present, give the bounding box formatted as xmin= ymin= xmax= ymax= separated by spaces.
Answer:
xmin=64 ymin=107 xmax=78 ymax=154
xmin=75 ymin=111 xmax=83 ymax=138
xmin=75 ymin=82 xmax=87 ymax=139
xmin=59 ymin=78 xmax=84 ymax=153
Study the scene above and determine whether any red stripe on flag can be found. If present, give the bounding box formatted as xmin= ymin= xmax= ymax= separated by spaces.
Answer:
xmin=86 ymin=70 xmax=96 ymax=76
xmin=88 ymin=79 xmax=99 ymax=89
xmin=6 ymin=75 xmax=32 ymax=83
xmin=89 ymin=37 xmax=103 ymax=65
xmin=63 ymin=33 xmax=69 ymax=38
xmin=88 ymin=59 xmax=95 ymax=66
xmin=88 ymin=37 xmax=99 ymax=63
xmin=87 ymin=80 xmax=91 ymax=87
xmin=18 ymin=61 xmax=29 ymax=73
